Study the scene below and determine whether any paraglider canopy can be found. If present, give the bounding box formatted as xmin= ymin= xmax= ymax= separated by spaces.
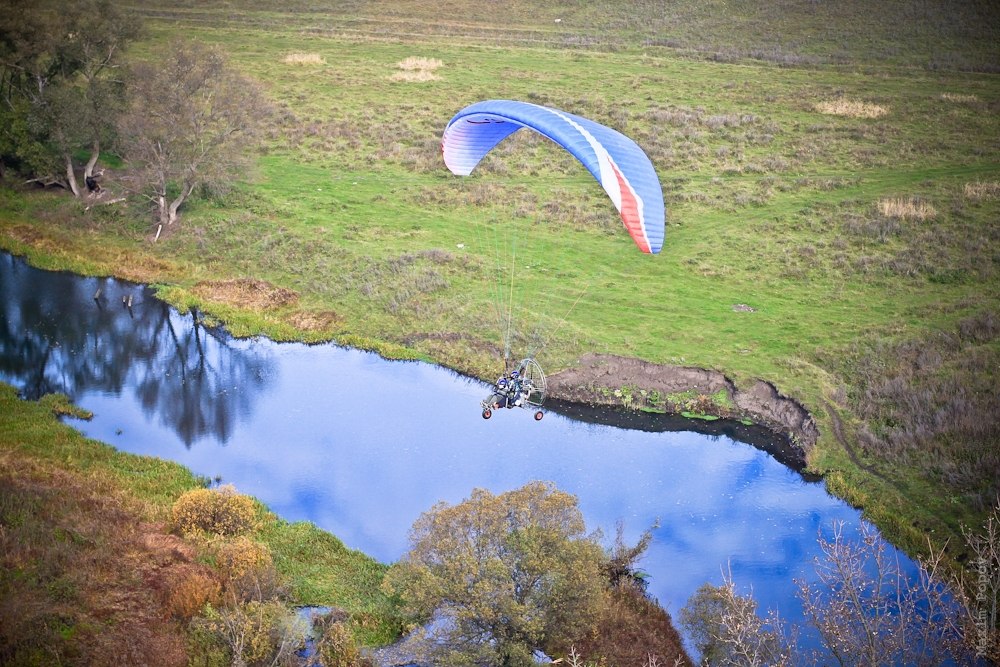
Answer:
xmin=442 ymin=99 xmax=665 ymax=254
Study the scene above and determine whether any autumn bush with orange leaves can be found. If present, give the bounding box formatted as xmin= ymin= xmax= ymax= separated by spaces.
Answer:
xmin=171 ymin=484 xmax=260 ymax=536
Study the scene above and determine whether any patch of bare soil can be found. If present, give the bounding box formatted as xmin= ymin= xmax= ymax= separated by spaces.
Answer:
xmin=193 ymin=278 xmax=298 ymax=310
xmin=547 ymin=353 xmax=820 ymax=452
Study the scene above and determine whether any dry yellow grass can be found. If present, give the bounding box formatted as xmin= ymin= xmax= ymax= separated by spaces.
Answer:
xmin=877 ymin=196 xmax=937 ymax=220
xmin=940 ymin=92 xmax=979 ymax=103
xmin=964 ymin=181 xmax=1000 ymax=201
xmin=288 ymin=309 xmax=341 ymax=332
xmin=164 ymin=568 xmax=222 ymax=620
xmin=391 ymin=56 xmax=443 ymax=82
xmin=193 ymin=278 xmax=298 ymax=310
xmin=0 ymin=451 xmax=195 ymax=664
xmin=815 ymin=98 xmax=888 ymax=118
xmin=282 ymin=52 xmax=324 ymax=65
xmin=391 ymin=70 xmax=441 ymax=82
xmin=396 ymin=56 xmax=443 ymax=71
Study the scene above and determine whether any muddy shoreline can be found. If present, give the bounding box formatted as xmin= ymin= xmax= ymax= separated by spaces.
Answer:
xmin=544 ymin=353 xmax=820 ymax=469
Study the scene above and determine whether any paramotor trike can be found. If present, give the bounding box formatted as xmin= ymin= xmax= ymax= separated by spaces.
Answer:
xmin=481 ymin=358 xmax=546 ymax=421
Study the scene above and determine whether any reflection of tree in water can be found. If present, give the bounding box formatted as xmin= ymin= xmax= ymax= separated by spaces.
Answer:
xmin=133 ymin=305 xmax=271 ymax=446
xmin=0 ymin=253 xmax=273 ymax=446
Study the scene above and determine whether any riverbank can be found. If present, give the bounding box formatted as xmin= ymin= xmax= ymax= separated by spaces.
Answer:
xmin=0 ymin=383 xmax=403 ymax=663
xmin=3 ymin=0 xmax=999 ymax=583
xmin=0 ymin=204 xmax=984 ymax=576
xmin=547 ymin=353 xmax=820 ymax=449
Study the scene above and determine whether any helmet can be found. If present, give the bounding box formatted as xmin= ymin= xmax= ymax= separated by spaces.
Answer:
xmin=511 ymin=370 xmax=520 ymax=379
xmin=498 ymin=378 xmax=508 ymax=388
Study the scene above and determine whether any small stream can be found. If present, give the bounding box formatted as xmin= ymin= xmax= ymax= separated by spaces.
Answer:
xmin=0 ymin=251 xmax=917 ymax=651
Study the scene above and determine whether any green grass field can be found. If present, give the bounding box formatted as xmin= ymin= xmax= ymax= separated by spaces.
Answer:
xmin=1 ymin=0 xmax=998 ymax=569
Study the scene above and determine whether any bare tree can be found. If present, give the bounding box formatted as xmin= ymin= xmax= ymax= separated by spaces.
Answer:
xmin=682 ymin=522 xmax=976 ymax=666
xmin=962 ymin=499 xmax=1000 ymax=663
xmin=680 ymin=570 xmax=794 ymax=667
xmin=798 ymin=521 xmax=969 ymax=666
xmin=116 ymin=40 xmax=270 ymax=235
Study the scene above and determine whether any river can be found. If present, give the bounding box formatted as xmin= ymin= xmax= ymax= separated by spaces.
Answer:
xmin=0 ymin=251 xmax=916 ymax=652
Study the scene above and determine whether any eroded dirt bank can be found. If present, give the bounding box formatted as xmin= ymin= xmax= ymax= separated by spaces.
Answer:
xmin=546 ymin=353 xmax=820 ymax=454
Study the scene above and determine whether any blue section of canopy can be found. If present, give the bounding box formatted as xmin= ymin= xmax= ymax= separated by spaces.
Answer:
xmin=442 ymin=99 xmax=664 ymax=254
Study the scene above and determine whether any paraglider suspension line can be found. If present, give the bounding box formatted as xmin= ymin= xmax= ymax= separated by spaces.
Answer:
xmin=503 ymin=237 xmax=517 ymax=370
xmin=526 ymin=280 xmax=591 ymax=362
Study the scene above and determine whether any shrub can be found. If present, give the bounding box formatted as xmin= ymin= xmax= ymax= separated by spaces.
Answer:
xmin=200 ymin=599 xmax=306 ymax=665
xmin=215 ymin=536 xmax=273 ymax=581
xmin=164 ymin=567 xmax=222 ymax=620
xmin=313 ymin=614 xmax=371 ymax=667
xmin=171 ymin=485 xmax=258 ymax=536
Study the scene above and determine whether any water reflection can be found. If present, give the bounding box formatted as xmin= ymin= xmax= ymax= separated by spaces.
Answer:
xmin=0 ymin=253 xmax=273 ymax=446
xmin=0 ymin=252 xmax=916 ymax=645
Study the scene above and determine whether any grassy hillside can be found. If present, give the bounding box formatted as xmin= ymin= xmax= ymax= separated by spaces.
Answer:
xmin=0 ymin=385 xmax=402 ymax=663
xmin=1 ymin=0 xmax=998 ymax=569
xmin=130 ymin=0 xmax=1000 ymax=71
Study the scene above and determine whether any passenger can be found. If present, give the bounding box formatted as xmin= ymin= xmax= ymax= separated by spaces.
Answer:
xmin=509 ymin=370 xmax=524 ymax=407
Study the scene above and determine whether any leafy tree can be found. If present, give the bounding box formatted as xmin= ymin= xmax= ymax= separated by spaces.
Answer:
xmin=115 ymin=39 xmax=270 ymax=232
xmin=58 ymin=0 xmax=141 ymax=182
xmin=0 ymin=0 xmax=139 ymax=191
xmin=0 ymin=96 xmax=59 ymax=181
xmin=0 ymin=1 xmax=73 ymax=183
xmin=681 ymin=582 xmax=733 ymax=665
xmin=382 ymin=481 xmax=607 ymax=667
